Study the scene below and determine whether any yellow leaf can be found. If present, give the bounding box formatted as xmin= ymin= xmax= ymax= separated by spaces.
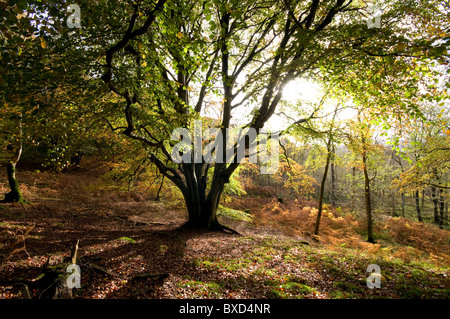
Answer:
xmin=177 ymin=31 xmax=182 ymax=39
xmin=40 ymin=38 xmax=47 ymax=49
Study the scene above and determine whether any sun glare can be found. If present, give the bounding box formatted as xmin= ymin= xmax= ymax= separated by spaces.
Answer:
xmin=282 ymin=78 xmax=323 ymax=104
xmin=265 ymin=78 xmax=323 ymax=131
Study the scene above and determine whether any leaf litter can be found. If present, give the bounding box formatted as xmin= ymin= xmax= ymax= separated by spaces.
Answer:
xmin=0 ymin=170 xmax=448 ymax=299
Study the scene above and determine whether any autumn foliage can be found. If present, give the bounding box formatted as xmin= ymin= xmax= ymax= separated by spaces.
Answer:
xmin=227 ymin=194 xmax=450 ymax=268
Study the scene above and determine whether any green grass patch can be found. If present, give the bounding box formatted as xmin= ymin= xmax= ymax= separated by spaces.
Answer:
xmin=116 ymin=236 xmax=136 ymax=243
xmin=193 ymin=256 xmax=252 ymax=272
xmin=394 ymin=284 xmax=427 ymax=299
xmin=244 ymin=246 xmax=277 ymax=262
xmin=178 ymin=280 xmax=223 ymax=298
xmin=266 ymin=282 xmax=317 ymax=299
xmin=252 ymin=267 xmax=277 ymax=277
xmin=329 ymin=290 xmax=358 ymax=299
xmin=333 ymin=281 xmax=365 ymax=294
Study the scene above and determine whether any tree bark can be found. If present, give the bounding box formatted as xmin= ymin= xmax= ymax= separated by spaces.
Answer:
xmin=3 ymin=163 xmax=25 ymax=203
xmin=155 ymin=175 xmax=164 ymax=201
xmin=445 ymin=194 xmax=448 ymax=225
xmin=415 ymin=190 xmax=423 ymax=222
xmin=393 ymin=154 xmax=405 ymax=217
xmin=421 ymin=189 xmax=425 ymax=212
xmin=330 ymin=144 xmax=336 ymax=206
xmin=401 ymin=192 xmax=406 ymax=217
xmin=2 ymin=114 xmax=25 ymax=203
xmin=438 ymin=187 xmax=445 ymax=229
xmin=362 ymin=152 xmax=374 ymax=243
xmin=431 ymin=185 xmax=440 ymax=225
xmin=314 ymin=139 xmax=332 ymax=235
xmin=391 ymin=191 xmax=396 ymax=217
xmin=351 ymin=166 xmax=356 ymax=212
xmin=358 ymin=117 xmax=374 ymax=243
xmin=180 ymin=163 xmax=230 ymax=231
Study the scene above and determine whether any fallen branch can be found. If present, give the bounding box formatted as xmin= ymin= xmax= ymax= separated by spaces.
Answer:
xmin=5 ymin=224 xmax=35 ymax=260
xmin=80 ymin=260 xmax=112 ymax=277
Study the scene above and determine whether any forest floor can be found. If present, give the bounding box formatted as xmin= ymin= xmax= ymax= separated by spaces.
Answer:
xmin=0 ymin=168 xmax=449 ymax=299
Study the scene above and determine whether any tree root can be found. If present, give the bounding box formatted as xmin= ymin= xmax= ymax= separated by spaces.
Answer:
xmin=0 ymin=193 xmax=30 ymax=204
xmin=217 ymin=223 xmax=240 ymax=235
xmin=179 ymin=220 xmax=240 ymax=235
xmin=80 ymin=261 xmax=112 ymax=277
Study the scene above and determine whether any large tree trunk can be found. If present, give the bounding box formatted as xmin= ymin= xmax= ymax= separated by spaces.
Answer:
xmin=183 ymin=185 xmax=222 ymax=229
xmin=180 ymin=163 xmax=228 ymax=231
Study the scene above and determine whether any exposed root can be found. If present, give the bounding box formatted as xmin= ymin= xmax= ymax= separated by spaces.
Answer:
xmin=178 ymin=220 xmax=240 ymax=235
xmin=217 ymin=223 xmax=240 ymax=235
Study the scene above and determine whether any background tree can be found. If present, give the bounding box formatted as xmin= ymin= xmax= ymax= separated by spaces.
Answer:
xmin=393 ymin=105 xmax=450 ymax=226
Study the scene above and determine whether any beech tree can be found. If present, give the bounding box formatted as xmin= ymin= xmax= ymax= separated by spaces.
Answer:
xmin=3 ymin=0 xmax=448 ymax=229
